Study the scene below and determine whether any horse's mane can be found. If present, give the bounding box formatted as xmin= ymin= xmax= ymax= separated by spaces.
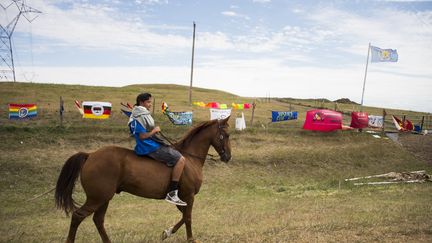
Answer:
xmin=175 ymin=119 xmax=218 ymax=150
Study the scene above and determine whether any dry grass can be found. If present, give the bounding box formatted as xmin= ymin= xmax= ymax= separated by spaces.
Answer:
xmin=1 ymin=82 xmax=431 ymax=242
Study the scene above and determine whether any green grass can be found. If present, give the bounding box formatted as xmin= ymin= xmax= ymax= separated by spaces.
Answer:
xmin=0 ymin=82 xmax=431 ymax=242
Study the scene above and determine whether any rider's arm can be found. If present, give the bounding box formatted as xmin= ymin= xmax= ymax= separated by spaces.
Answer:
xmin=138 ymin=126 xmax=161 ymax=140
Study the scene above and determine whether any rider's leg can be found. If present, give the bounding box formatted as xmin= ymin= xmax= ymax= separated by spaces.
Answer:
xmin=171 ymin=156 xmax=185 ymax=182
xmin=166 ymin=156 xmax=187 ymax=206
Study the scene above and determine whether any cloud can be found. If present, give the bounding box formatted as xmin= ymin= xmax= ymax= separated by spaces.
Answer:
xmin=135 ymin=0 xmax=168 ymax=5
xmin=221 ymin=10 xmax=250 ymax=20
xmin=221 ymin=11 xmax=237 ymax=17
xmin=13 ymin=0 xmax=189 ymax=55
xmin=5 ymin=1 xmax=432 ymax=112
xmin=305 ymin=6 xmax=432 ymax=72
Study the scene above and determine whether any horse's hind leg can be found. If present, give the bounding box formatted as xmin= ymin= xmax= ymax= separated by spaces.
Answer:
xmin=66 ymin=200 xmax=103 ymax=243
xmin=93 ymin=201 xmax=111 ymax=243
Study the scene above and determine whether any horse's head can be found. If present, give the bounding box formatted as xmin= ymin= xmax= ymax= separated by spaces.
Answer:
xmin=211 ymin=116 xmax=232 ymax=162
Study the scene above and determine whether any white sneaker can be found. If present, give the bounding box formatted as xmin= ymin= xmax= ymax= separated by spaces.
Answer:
xmin=165 ymin=190 xmax=187 ymax=206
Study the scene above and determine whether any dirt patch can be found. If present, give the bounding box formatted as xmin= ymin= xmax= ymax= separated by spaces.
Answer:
xmin=397 ymin=133 xmax=432 ymax=164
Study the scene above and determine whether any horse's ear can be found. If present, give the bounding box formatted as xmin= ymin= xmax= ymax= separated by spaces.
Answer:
xmin=222 ymin=116 xmax=230 ymax=123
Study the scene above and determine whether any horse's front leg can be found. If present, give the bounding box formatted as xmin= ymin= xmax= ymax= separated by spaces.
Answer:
xmin=161 ymin=217 xmax=184 ymax=241
xmin=183 ymin=196 xmax=196 ymax=242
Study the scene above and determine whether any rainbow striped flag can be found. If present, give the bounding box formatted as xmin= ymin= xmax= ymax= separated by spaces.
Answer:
xmin=82 ymin=101 xmax=112 ymax=119
xmin=9 ymin=104 xmax=37 ymax=119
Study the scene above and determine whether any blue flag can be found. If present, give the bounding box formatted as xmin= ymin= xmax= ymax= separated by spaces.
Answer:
xmin=370 ymin=46 xmax=398 ymax=62
xmin=165 ymin=111 xmax=193 ymax=125
xmin=271 ymin=111 xmax=298 ymax=122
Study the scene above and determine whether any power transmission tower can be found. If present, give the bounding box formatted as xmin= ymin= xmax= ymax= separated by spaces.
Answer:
xmin=0 ymin=0 xmax=41 ymax=82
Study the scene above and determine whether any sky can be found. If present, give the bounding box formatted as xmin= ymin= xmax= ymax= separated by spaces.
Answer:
xmin=1 ymin=0 xmax=432 ymax=113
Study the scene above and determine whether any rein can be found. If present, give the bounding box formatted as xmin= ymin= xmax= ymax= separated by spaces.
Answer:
xmin=158 ymin=131 xmax=216 ymax=161
xmin=26 ymin=186 xmax=55 ymax=202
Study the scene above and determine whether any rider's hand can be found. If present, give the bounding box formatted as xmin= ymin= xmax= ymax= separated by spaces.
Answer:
xmin=152 ymin=126 xmax=161 ymax=133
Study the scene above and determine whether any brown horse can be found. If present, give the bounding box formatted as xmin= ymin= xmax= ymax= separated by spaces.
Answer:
xmin=55 ymin=117 xmax=231 ymax=243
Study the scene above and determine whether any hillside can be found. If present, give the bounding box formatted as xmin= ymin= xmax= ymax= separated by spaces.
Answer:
xmin=0 ymin=82 xmax=431 ymax=242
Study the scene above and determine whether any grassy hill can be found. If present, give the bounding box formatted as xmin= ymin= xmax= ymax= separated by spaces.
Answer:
xmin=0 ymin=82 xmax=431 ymax=242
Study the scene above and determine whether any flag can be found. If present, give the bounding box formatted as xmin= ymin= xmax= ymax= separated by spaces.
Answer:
xmin=121 ymin=102 xmax=132 ymax=110
xmin=235 ymin=112 xmax=246 ymax=131
xmin=82 ymin=101 xmax=112 ymax=119
xmin=206 ymin=102 xmax=220 ymax=108
xmin=271 ymin=111 xmax=298 ymax=122
xmin=219 ymin=104 xmax=228 ymax=109
xmin=162 ymin=102 xmax=168 ymax=113
xmin=192 ymin=101 xmax=206 ymax=107
xmin=75 ymin=100 xmax=84 ymax=115
xmin=350 ymin=112 xmax=369 ymax=129
xmin=232 ymin=103 xmax=251 ymax=109
xmin=370 ymin=46 xmax=398 ymax=62
xmin=9 ymin=104 xmax=37 ymax=119
xmin=368 ymin=115 xmax=383 ymax=128
xmin=165 ymin=111 xmax=193 ymax=125
xmin=391 ymin=115 xmax=413 ymax=131
xmin=162 ymin=102 xmax=192 ymax=125
xmin=121 ymin=109 xmax=131 ymax=117
xmin=210 ymin=108 xmax=231 ymax=120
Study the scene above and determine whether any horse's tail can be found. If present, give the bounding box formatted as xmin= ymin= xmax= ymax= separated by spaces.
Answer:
xmin=55 ymin=152 xmax=89 ymax=215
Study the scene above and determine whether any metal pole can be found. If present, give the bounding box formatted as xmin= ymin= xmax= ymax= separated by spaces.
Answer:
xmin=9 ymin=37 xmax=16 ymax=82
xmin=360 ymin=43 xmax=371 ymax=111
xmin=189 ymin=22 xmax=196 ymax=105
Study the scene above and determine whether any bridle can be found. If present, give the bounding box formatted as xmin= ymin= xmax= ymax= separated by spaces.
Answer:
xmin=215 ymin=120 xmax=229 ymax=160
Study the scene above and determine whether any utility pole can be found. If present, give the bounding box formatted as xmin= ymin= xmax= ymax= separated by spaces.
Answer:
xmin=0 ymin=0 xmax=41 ymax=82
xmin=188 ymin=22 xmax=196 ymax=105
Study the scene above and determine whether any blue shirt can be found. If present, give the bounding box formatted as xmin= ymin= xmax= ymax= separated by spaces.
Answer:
xmin=129 ymin=120 xmax=161 ymax=155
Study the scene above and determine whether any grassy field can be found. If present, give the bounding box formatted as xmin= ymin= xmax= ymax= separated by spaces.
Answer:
xmin=0 ymin=82 xmax=431 ymax=242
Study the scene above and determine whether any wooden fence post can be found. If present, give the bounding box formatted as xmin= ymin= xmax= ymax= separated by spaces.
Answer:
xmin=421 ymin=116 xmax=425 ymax=131
xmin=59 ymin=96 xmax=64 ymax=127
xmin=382 ymin=109 xmax=386 ymax=134
xmin=250 ymin=101 xmax=256 ymax=127
xmin=152 ymin=97 xmax=156 ymax=115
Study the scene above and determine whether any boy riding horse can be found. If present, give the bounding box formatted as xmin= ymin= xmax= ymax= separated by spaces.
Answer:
xmin=128 ymin=92 xmax=187 ymax=206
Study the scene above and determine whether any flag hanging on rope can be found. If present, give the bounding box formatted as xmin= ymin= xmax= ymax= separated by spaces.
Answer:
xmin=271 ymin=111 xmax=298 ymax=122
xmin=9 ymin=104 xmax=37 ymax=119
xmin=210 ymin=108 xmax=231 ymax=120
xmin=370 ymin=46 xmax=398 ymax=62
xmin=368 ymin=115 xmax=384 ymax=128
xmin=82 ymin=101 xmax=112 ymax=119
xmin=350 ymin=112 xmax=369 ymax=129
xmin=165 ymin=111 xmax=193 ymax=125
xmin=162 ymin=102 xmax=193 ymax=125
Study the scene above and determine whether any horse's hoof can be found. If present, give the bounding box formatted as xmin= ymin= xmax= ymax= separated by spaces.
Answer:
xmin=188 ymin=239 xmax=201 ymax=243
xmin=160 ymin=226 xmax=173 ymax=241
